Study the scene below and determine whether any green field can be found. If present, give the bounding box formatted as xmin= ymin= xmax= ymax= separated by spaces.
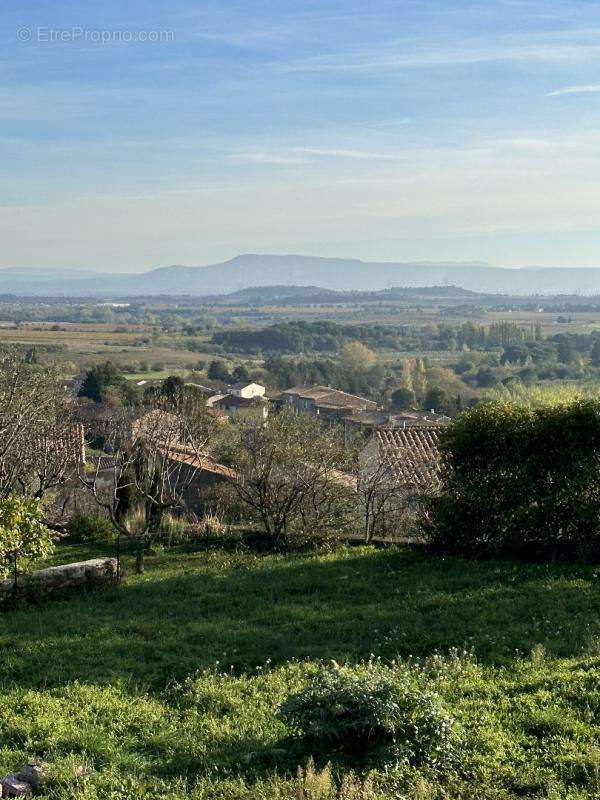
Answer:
xmin=1 ymin=545 xmax=600 ymax=798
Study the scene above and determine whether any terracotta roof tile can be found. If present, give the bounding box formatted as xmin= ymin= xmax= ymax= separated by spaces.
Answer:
xmin=374 ymin=426 xmax=442 ymax=492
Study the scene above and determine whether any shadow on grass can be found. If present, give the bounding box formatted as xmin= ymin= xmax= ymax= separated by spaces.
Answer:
xmin=1 ymin=546 xmax=600 ymax=691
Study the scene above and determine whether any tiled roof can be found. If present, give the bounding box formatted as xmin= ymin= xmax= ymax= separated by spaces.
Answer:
xmin=373 ymin=427 xmax=442 ymax=493
xmin=93 ymin=455 xmax=119 ymax=472
xmin=282 ymin=384 xmax=377 ymax=411
xmin=162 ymin=445 xmax=236 ymax=478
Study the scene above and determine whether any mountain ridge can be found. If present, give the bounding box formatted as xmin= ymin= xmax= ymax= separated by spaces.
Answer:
xmin=2 ymin=253 xmax=600 ymax=296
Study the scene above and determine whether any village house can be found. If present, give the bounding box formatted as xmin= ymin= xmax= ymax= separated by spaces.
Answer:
xmin=207 ymin=381 xmax=269 ymax=422
xmin=227 ymin=381 xmax=266 ymax=399
xmin=280 ymin=384 xmax=377 ymax=424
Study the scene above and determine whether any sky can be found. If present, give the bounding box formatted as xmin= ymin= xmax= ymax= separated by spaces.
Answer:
xmin=3 ymin=0 xmax=600 ymax=271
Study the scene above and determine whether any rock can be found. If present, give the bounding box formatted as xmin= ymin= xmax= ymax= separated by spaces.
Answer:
xmin=17 ymin=762 xmax=47 ymax=789
xmin=1 ymin=776 xmax=31 ymax=797
xmin=0 ymin=558 xmax=117 ymax=600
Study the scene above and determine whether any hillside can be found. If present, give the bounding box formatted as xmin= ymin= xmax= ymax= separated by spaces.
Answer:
xmin=5 ymin=254 xmax=600 ymax=296
xmin=3 ymin=542 xmax=600 ymax=798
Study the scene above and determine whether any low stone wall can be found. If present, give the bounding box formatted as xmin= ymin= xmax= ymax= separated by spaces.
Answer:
xmin=0 ymin=558 xmax=118 ymax=600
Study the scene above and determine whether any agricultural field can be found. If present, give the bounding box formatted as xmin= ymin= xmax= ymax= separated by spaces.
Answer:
xmin=1 ymin=543 xmax=600 ymax=799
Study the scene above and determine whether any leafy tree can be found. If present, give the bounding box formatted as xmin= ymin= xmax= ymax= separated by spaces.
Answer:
xmin=390 ymin=386 xmax=414 ymax=411
xmin=207 ymin=360 xmax=232 ymax=382
xmin=556 ymin=337 xmax=574 ymax=364
xmin=591 ymin=338 xmax=600 ymax=367
xmin=161 ymin=375 xmax=185 ymax=399
xmin=340 ymin=341 xmax=376 ymax=371
xmin=0 ymin=496 xmax=55 ymax=582
xmin=79 ymin=361 xmax=132 ymax=403
xmin=424 ymin=387 xmax=449 ymax=413
xmin=414 ymin=358 xmax=427 ymax=400
xmin=232 ymin=364 xmax=251 ymax=382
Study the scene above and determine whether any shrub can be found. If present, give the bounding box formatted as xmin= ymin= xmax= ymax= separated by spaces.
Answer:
xmin=66 ymin=513 xmax=114 ymax=543
xmin=428 ymin=397 xmax=600 ymax=560
xmin=280 ymin=661 xmax=457 ymax=766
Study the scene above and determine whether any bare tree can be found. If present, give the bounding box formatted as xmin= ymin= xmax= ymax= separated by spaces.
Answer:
xmin=230 ymin=411 xmax=355 ymax=548
xmin=358 ymin=453 xmax=412 ymax=543
xmin=0 ymin=351 xmax=82 ymax=501
xmin=83 ymin=390 xmax=220 ymax=572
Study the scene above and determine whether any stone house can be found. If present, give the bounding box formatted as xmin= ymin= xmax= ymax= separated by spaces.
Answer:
xmin=280 ymin=384 xmax=377 ymax=424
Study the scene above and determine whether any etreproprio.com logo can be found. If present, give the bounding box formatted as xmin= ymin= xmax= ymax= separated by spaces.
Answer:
xmin=16 ymin=26 xmax=175 ymax=44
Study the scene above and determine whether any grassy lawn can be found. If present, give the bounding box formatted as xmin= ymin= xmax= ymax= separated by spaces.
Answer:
xmin=1 ymin=545 xmax=600 ymax=798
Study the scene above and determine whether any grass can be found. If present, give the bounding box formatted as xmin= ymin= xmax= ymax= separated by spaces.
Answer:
xmin=2 ymin=545 xmax=600 ymax=798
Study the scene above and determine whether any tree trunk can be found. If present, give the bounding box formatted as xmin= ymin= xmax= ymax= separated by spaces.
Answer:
xmin=135 ymin=540 xmax=145 ymax=574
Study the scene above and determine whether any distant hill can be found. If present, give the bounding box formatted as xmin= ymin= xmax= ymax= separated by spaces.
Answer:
xmin=4 ymin=253 xmax=600 ymax=296
xmin=196 ymin=284 xmax=482 ymax=306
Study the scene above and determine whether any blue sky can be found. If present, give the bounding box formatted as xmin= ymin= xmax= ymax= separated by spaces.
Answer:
xmin=3 ymin=0 xmax=600 ymax=270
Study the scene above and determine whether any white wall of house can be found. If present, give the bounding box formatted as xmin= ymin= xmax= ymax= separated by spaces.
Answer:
xmin=230 ymin=383 xmax=266 ymax=399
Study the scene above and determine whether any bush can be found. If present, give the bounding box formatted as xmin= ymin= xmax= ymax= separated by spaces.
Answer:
xmin=280 ymin=661 xmax=457 ymax=766
xmin=428 ymin=397 xmax=600 ymax=560
xmin=66 ymin=513 xmax=114 ymax=543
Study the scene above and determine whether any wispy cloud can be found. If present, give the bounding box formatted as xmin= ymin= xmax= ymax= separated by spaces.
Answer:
xmin=287 ymin=33 xmax=600 ymax=74
xmin=547 ymin=83 xmax=600 ymax=97
xmin=297 ymin=147 xmax=403 ymax=161
xmin=232 ymin=152 xmax=309 ymax=165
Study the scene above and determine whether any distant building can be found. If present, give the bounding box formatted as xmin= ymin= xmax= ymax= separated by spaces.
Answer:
xmin=206 ymin=393 xmax=227 ymax=407
xmin=360 ymin=427 xmax=443 ymax=494
xmin=344 ymin=409 xmax=450 ymax=439
xmin=281 ymin=384 xmax=377 ymax=423
xmin=228 ymin=381 xmax=266 ymax=399
xmin=213 ymin=394 xmax=269 ymax=422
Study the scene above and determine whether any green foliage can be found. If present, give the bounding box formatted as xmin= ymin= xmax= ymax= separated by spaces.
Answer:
xmin=0 ymin=495 xmax=55 ymax=578
xmin=390 ymin=386 xmax=414 ymax=410
xmin=66 ymin=513 xmax=114 ymax=543
xmin=280 ymin=661 xmax=457 ymax=766
xmin=263 ymin=355 xmax=386 ymax=400
xmin=429 ymin=397 xmax=600 ymax=559
xmin=208 ymin=359 xmax=233 ymax=381
xmin=78 ymin=360 xmax=140 ymax=404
